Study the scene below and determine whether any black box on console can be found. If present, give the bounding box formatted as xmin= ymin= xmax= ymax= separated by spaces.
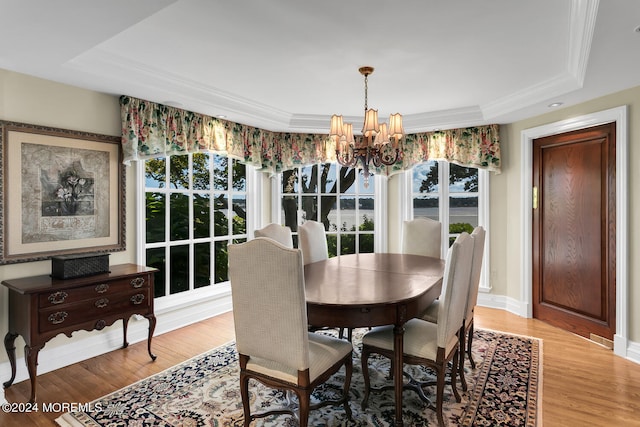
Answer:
xmin=51 ymin=253 xmax=110 ymax=279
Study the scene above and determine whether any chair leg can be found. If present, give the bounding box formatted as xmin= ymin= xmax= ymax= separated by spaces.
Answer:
xmin=458 ymin=326 xmax=468 ymax=392
xmin=338 ymin=327 xmax=353 ymax=341
xmin=435 ymin=364 xmax=446 ymax=427
xmin=239 ymin=373 xmax=252 ymax=427
xmin=343 ymin=355 xmax=353 ymax=420
xmin=298 ymin=390 xmax=310 ymax=427
xmin=451 ymin=349 xmax=462 ymax=403
xmin=338 ymin=327 xmax=354 ymax=342
xmin=467 ymin=321 xmax=476 ymax=369
xmin=360 ymin=345 xmax=372 ymax=410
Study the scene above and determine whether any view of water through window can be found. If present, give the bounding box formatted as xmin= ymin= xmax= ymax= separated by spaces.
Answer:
xmin=141 ymin=156 xmax=482 ymax=298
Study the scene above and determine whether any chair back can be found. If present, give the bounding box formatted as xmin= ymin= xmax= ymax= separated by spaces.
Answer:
xmin=298 ymin=221 xmax=329 ymax=265
xmin=228 ymin=238 xmax=309 ymax=371
xmin=402 ymin=217 xmax=442 ymax=258
xmin=465 ymin=226 xmax=486 ymax=323
xmin=255 ymin=223 xmax=293 ymax=248
xmin=436 ymin=232 xmax=474 ymax=348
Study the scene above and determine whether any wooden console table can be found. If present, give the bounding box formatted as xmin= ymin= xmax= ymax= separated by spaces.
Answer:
xmin=2 ymin=263 xmax=157 ymax=403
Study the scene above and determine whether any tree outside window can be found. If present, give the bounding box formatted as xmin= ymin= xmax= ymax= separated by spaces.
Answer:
xmin=144 ymin=154 xmax=247 ymax=298
xmin=280 ymin=164 xmax=374 ymax=256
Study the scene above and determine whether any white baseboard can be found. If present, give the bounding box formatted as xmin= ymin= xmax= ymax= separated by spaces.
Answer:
xmin=477 ymin=293 xmax=529 ymax=317
xmin=625 ymin=339 xmax=640 ymax=364
xmin=0 ymin=289 xmax=232 ymax=394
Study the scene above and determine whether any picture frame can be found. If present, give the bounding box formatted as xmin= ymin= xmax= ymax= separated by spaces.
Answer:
xmin=0 ymin=121 xmax=125 ymax=264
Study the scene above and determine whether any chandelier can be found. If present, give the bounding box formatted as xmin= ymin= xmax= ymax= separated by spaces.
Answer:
xmin=330 ymin=66 xmax=404 ymax=187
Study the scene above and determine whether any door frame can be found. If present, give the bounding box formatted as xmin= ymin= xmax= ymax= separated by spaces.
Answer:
xmin=520 ymin=105 xmax=628 ymax=357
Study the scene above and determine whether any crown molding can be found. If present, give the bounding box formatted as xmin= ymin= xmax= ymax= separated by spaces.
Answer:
xmin=481 ymin=72 xmax=581 ymax=119
xmin=481 ymin=0 xmax=598 ymax=120
xmin=67 ymin=50 xmax=295 ymax=130
xmin=568 ymin=0 xmax=599 ymax=83
xmin=66 ymin=0 xmax=599 ymax=133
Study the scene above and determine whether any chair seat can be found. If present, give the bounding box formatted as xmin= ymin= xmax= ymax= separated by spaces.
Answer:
xmin=362 ymin=319 xmax=459 ymax=361
xmin=421 ymin=300 xmax=439 ymax=323
xmin=246 ymin=332 xmax=353 ymax=384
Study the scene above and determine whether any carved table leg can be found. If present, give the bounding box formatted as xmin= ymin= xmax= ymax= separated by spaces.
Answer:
xmin=25 ymin=344 xmax=43 ymax=403
xmin=145 ymin=314 xmax=157 ymax=361
xmin=122 ymin=317 xmax=130 ymax=349
xmin=3 ymin=332 xmax=19 ymax=388
xmin=393 ymin=324 xmax=405 ymax=427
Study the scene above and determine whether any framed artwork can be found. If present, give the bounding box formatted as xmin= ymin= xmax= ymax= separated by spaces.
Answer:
xmin=0 ymin=121 xmax=125 ymax=264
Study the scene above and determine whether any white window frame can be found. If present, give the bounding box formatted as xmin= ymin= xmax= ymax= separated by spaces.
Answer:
xmin=272 ymin=165 xmax=387 ymax=254
xmin=402 ymin=161 xmax=490 ymax=291
xmin=135 ymin=155 xmax=260 ymax=311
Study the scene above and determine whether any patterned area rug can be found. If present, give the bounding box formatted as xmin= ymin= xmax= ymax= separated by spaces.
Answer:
xmin=56 ymin=328 xmax=541 ymax=426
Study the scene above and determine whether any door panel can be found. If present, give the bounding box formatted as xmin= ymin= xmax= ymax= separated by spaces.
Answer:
xmin=532 ymin=122 xmax=616 ymax=340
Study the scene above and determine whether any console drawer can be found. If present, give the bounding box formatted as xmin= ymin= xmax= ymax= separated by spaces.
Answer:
xmin=38 ymin=275 xmax=150 ymax=308
xmin=38 ymin=289 xmax=151 ymax=333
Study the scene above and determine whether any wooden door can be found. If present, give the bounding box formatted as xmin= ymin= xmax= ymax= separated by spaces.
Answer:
xmin=532 ymin=122 xmax=616 ymax=342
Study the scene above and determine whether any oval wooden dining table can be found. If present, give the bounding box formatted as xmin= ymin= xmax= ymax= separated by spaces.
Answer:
xmin=304 ymin=252 xmax=445 ymax=427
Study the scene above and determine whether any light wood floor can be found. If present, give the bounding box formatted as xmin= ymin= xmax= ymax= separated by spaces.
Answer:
xmin=1 ymin=306 xmax=639 ymax=426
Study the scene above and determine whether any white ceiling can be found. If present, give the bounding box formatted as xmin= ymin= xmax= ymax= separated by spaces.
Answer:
xmin=1 ymin=0 xmax=639 ymax=134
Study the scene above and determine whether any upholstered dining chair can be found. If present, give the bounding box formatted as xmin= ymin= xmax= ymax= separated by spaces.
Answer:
xmin=421 ymin=226 xmax=486 ymax=391
xmin=402 ymin=217 xmax=442 ymax=258
xmin=298 ymin=220 xmax=328 ymax=265
xmin=228 ymin=238 xmax=353 ymax=427
xmin=254 ymin=223 xmax=293 ymax=248
xmin=298 ymin=220 xmax=353 ymax=340
xmin=360 ymin=232 xmax=474 ymax=427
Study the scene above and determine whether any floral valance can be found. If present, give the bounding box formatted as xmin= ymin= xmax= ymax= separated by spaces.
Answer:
xmin=120 ymin=95 xmax=501 ymax=175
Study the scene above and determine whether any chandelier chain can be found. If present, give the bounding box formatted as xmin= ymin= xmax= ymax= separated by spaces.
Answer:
xmin=364 ymin=74 xmax=368 ymax=111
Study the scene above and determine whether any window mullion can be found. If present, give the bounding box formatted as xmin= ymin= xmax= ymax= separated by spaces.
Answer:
xmin=136 ymin=161 xmax=147 ymax=264
xmin=164 ymin=157 xmax=171 ymax=297
xmin=188 ymin=154 xmax=194 ymax=292
xmin=209 ymin=153 xmax=215 ymax=285
xmin=374 ymin=173 xmax=387 ymax=252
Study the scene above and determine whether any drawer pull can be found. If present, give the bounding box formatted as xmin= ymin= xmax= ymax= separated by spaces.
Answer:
xmin=48 ymin=311 xmax=68 ymax=325
xmin=48 ymin=291 xmax=68 ymax=305
xmin=130 ymin=294 xmax=145 ymax=305
xmin=95 ymin=283 xmax=110 ymax=293
xmin=95 ymin=298 xmax=109 ymax=309
xmin=95 ymin=319 xmax=106 ymax=330
xmin=130 ymin=277 xmax=145 ymax=288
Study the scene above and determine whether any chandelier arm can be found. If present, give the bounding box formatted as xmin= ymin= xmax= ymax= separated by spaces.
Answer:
xmin=370 ymin=151 xmax=383 ymax=168
xmin=379 ymin=148 xmax=400 ymax=166
xmin=335 ymin=149 xmax=358 ymax=167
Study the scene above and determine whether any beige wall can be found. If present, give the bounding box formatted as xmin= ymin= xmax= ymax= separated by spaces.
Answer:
xmin=0 ymin=69 xmax=135 ymax=364
xmin=493 ymin=85 xmax=640 ymax=342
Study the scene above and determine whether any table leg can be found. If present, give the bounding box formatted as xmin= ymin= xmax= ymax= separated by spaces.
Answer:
xmin=122 ymin=317 xmax=130 ymax=349
xmin=25 ymin=344 xmax=43 ymax=403
xmin=145 ymin=314 xmax=157 ymax=361
xmin=393 ymin=324 xmax=405 ymax=427
xmin=3 ymin=332 xmax=18 ymax=388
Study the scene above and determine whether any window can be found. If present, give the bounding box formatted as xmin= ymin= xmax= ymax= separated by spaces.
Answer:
xmin=278 ymin=164 xmax=378 ymax=256
xmin=409 ymin=160 xmax=485 ymax=246
xmin=143 ymin=153 xmax=250 ymax=298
